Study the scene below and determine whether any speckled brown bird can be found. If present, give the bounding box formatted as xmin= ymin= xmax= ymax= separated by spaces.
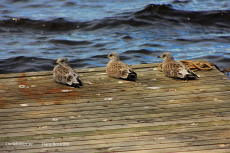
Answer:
xmin=106 ymin=52 xmax=137 ymax=81
xmin=157 ymin=52 xmax=198 ymax=79
xmin=53 ymin=57 xmax=83 ymax=88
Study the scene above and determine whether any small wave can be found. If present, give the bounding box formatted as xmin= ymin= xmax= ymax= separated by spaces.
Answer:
xmin=0 ymin=56 xmax=53 ymax=74
xmin=1 ymin=4 xmax=230 ymax=31
xmin=0 ymin=56 xmax=93 ymax=74
xmin=49 ymin=39 xmax=93 ymax=46
xmin=0 ymin=18 xmax=84 ymax=31
xmin=124 ymin=49 xmax=154 ymax=55
xmin=134 ymin=4 xmax=230 ymax=28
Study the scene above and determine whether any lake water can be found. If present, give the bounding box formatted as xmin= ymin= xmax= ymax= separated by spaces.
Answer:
xmin=0 ymin=0 xmax=230 ymax=73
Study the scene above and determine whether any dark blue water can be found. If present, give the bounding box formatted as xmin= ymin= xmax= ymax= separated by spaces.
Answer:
xmin=0 ymin=0 xmax=230 ymax=74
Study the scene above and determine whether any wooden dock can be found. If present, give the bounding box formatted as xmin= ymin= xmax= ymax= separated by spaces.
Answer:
xmin=0 ymin=61 xmax=230 ymax=153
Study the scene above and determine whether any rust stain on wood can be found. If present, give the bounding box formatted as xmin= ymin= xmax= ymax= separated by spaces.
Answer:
xmin=17 ymin=73 xmax=42 ymax=103
xmin=16 ymin=73 xmax=80 ymax=104
xmin=0 ymin=84 xmax=9 ymax=108
xmin=46 ymin=88 xmax=80 ymax=104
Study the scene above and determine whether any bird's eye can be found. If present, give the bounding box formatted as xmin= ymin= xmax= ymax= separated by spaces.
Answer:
xmin=61 ymin=60 xmax=64 ymax=62
xmin=109 ymin=54 xmax=112 ymax=57
xmin=162 ymin=54 xmax=166 ymax=57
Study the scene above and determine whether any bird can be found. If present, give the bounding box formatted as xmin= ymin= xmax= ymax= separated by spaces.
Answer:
xmin=53 ymin=57 xmax=83 ymax=88
xmin=157 ymin=52 xmax=199 ymax=79
xmin=106 ymin=52 xmax=137 ymax=81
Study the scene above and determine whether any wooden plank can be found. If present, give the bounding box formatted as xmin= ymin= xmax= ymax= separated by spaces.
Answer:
xmin=0 ymin=97 xmax=229 ymax=132
xmin=1 ymin=125 xmax=229 ymax=151
xmin=1 ymin=76 xmax=229 ymax=108
xmin=2 ymin=135 xmax=230 ymax=152
xmin=1 ymin=97 xmax=229 ymax=126
xmin=0 ymin=62 xmax=230 ymax=153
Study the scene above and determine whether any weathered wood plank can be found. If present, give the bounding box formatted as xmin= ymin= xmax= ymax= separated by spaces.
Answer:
xmin=1 ymin=80 xmax=229 ymax=108
xmin=1 ymin=125 xmax=229 ymax=151
xmin=0 ymin=62 xmax=230 ymax=153
xmin=0 ymin=98 xmax=229 ymax=134
xmin=1 ymin=97 xmax=229 ymax=128
xmin=2 ymin=136 xmax=230 ymax=153
xmin=1 ymin=110 xmax=230 ymax=139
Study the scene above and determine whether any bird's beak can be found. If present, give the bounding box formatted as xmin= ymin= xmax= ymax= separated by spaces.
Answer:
xmin=53 ymin=61 xmax=58 ymax=65
xmin=157 ymin=56 xmax=161 ymax=58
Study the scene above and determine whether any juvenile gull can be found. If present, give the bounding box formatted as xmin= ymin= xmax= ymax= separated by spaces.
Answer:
xmin=157 ymin=52 xmax=198 ymax=79
xmin=106 ymin=52 xmax=137 ymax=81
xmin=53 ymin=57 xmax=83 ymax=88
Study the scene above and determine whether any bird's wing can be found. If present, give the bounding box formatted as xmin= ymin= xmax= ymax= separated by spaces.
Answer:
xmin=53 ymin=66 xmax=70 ymax=84
xmin=163 ymin=62 xmax=185 ymax=78
xmin=71 ymin=69 xmax=83 ymax=86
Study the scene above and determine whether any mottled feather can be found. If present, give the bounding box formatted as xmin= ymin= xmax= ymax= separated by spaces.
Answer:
xmin=53 ymin=57 xmax=83 ymax=87
xmin=106 ymin=52 xmax=137 ymax=81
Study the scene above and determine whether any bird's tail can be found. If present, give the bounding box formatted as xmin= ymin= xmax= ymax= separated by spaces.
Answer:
xmin=77 ymin=77 xmax=83 ymax=86
xmin=127 ymin=71 xmax=137 ymax=81
xmin=185 ymin=71 xmax=199 ymax=80
xmin=71 ymin=77 xmax=83 ymax=88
